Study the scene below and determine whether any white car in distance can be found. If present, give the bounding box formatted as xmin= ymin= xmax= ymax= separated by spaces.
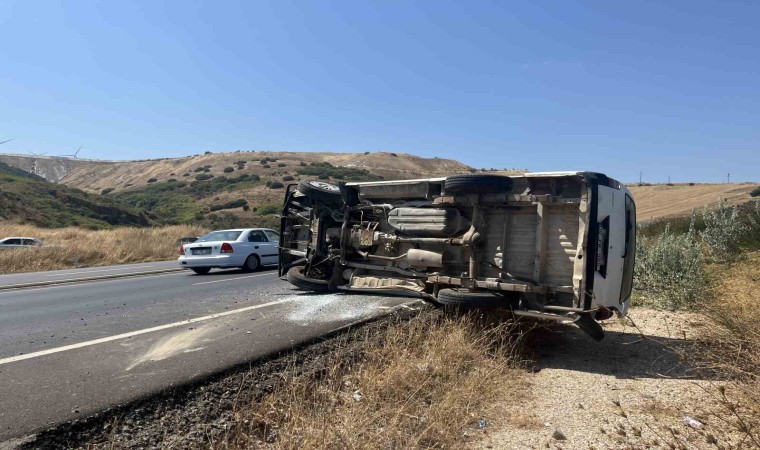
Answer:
xmin=178 ymin=228 xmax=280 ymax=275
xmin=0 ymin=237 xmax=44 ymax=249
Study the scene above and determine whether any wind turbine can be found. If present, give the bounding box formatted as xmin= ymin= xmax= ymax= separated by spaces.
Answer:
xmin=61 ymin=145 xmax=83 ymax=158
xmin=28 ymin=150 xmax=48 ymax=157
xmin=0 ymin=138 xmax=14 ymax=146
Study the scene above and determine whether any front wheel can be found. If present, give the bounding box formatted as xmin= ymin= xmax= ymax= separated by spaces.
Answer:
xmin=286 ymin=266 xmax=330 ymax=292
xmin=191 ymin=267 xmax=211 ymax=275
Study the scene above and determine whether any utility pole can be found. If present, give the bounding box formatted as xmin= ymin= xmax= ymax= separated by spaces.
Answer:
xmin=639 ymin=171 xmax=642 ymax=185
xmin=727 ymin=173 xmax=731 ymax=184
xmin=668 ymin=175 xmax=671 ymax=184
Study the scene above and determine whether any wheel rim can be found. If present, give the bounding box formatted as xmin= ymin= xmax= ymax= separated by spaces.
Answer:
xmin=247 ymin=256 xmax=258 ymax=270
xmin=309 ymin=180 xmax=339 ymax=192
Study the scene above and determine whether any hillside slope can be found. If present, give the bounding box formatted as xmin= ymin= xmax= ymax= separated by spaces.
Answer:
xmin=0 ymin=151 xmax=476 ymax=193
xmin=627 ymin=183 xmax=758 ymax=220
xmin=0 ymin=162 xmax=151 ymax=229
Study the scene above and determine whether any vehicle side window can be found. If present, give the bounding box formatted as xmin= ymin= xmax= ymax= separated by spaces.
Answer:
xmin=265 ymin=230 xmax=280 ymax=242
xmin=22 ymin=239 xmax=35 ymax=245
xmin=248 ymin=230 xmax=268 ymax=243
xmin=4 ymin=239 xmax=21 ymax=245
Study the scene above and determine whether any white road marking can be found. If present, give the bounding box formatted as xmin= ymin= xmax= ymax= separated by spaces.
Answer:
xmin=192 ymin=273 xmax=275 ymax=285
xmin=0 ymin=272 xmax=187 ymax=296
xmin=0 ymin=297 xmax=299 ymax=366
xmin=43 ymin=265 xmax=160 ymax=276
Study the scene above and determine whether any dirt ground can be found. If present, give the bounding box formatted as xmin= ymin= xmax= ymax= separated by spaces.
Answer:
xmin=627 ymin=184 xmax=758 ymax=221
xmin=475 ymin=308 xmax=748 ymax=450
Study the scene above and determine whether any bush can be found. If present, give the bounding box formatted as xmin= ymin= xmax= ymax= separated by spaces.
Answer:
xmin=167 ymin=178 xmax=177 ymax=183
xmin=269 ymin=181 xmax=284 ymax=189
xmin=634 ymin=223 xmax=706 ymax=310
xmin=260 ymin=159 xmax=268 ymax=165
xmin=209 ymin=199 xmax=248 ymax=211
xmin=263 ymin=164 xmax=271 ymax=169
xmin=147 ymin=178 xmax=158 ymax=183
xmin=204 ymin=151 xmax=212 ymax=155
xmin=195 ymin=174 xmax=214 ymax=181
xmin=278 ymin=163 xmax=286 ymax=167
xmin=183 ymin=173 xmax=190 ymax=177
xmin=390 ymin=153 xmax=398 ymax=156
xmin=751 ymin=187 xmax=760 ymax=197
xmin=223 ymin=166 xmax=234 ymax=173
xmin=194 ymin=167 xmax=206 ymax=173
xmin=282 ymin=175 xmax=294 ymax=182
xmin=256 ymin=202 xmax=281 ymax=215
xmin=100 ymin=188 xmax=115 ymax=195
xmin=299 ymin=162 xmax=307 ymax=166
xmin=700 ymin=201 xmax=747 ymax=261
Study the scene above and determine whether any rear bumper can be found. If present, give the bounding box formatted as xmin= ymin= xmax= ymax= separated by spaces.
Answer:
xmin=177 ymin=255 xmax=242 ymax=268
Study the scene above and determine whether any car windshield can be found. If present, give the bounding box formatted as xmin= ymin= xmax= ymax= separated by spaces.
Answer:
xmin=197 ymin=231 xmax=243 ymax=242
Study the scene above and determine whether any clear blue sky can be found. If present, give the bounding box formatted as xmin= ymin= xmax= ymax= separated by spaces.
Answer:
xmin=1 ymin=1 xmax=758 ymax=183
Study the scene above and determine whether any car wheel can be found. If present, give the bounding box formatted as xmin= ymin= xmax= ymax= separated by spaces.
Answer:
xmin=436 ymin=288 xmax=506 ymax=308
xmin=297 ymin=180 xmax=342 ymax=204
xmin=286 ymin=266 xmax=330 ymax=292
xmin=444 ymin=174 xmax=513 ymax=194
xmin=242 ymin=254 xmax=260 ymax=272
xmin=191 ymin=267 xmax=211 ymax=275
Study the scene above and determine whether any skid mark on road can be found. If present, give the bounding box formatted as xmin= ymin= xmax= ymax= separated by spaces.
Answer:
xmin=126 ymin=325 xmax=211 ymax=370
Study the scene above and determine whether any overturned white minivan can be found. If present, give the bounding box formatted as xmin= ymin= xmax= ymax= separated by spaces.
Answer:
xmin=279 ymin=172 xmax=636 ymax=340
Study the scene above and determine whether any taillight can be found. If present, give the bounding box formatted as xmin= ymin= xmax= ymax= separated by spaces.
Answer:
xmin=179 ymin=245 xmax=185 ymax=255
xmin=221 ymin=242 xmax=234 ymax=253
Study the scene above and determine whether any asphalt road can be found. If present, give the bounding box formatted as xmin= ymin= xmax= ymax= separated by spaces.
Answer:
xmin=0 ymin=260 xmax=179 ymax=288
xmin=0 ymin=266 xmax=422 ymax=443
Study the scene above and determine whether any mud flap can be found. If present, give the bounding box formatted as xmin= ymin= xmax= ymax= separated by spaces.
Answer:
xmin=574 ymin=314 xmax=605 ymax=341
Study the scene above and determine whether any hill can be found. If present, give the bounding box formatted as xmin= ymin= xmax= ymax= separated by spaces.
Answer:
xmin=0 ymin=151 xmax=500 ymax=229
xmin=0 ymin=162 xmax=151 ymax=229
xmin=626 ymin=183 xmax=759 ymax=221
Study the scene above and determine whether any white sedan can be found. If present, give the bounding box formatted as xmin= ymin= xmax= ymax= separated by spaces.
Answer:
xmin=0 ymin=237 xmax=44 ymax=249
xmin=178 ymin=228 xmax=280 ymax=275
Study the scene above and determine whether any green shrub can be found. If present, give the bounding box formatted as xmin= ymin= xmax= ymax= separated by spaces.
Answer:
xmin=269 ymin=181 xmax=284 ymax=189
xmin=634 ymin=223 xmax=706 ymax=310
xmin=194 ymin=167 xmax=206 ymax=172
xmin=147 ymin=178 xmax=158 ymax=183
xmin=209 ymin=199 xmax=248 ymax=211
xmin=750 ymin=187 xmax=760 ymax=197
xmin=263 ymin=164 xmax=271 ymax=169
xmin=195 ymin=174 xmax=214 ymax=181
xmin=282 ymin=175 xmax=294 ymax=182
xmin=278 ymin=163 xmax=286 ymax=167
xmin=260 ymin=159 xmax=268 ymax=165
xmin=100 ymin=188 xmax=115 ymax=195
xmin=296 ymin=162 xmax=380 ymax=182
xmin=700 ymin=201 xmax=747 ymax=261
xmin=256 ymin=202 xmax=281 ymax=215
xmin=223 ymin=166 xmax=234 ymax=173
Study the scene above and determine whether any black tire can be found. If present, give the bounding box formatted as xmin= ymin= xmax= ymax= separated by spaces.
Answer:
xmin=191 ymin=267 xmax=211 ymax=275
xmin=286 ymin=266 xmax=331 ymax=292
xmin=242 ymin=254 xmax=260 ymax=272
xmin=436 ymin=288 xmax=506 ymax=308
xmin=444 ymin=174 xmax=513 ymax=194
xmin=297 ymin=180 xmax=342 ymax=204
xmin=574 ymin=314 xmax=605 ymax=341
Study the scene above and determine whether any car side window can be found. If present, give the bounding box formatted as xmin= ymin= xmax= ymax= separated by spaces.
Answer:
xmin=22 ymin=239 xmax=35 ymax=245
xmin=5 ymin=239 xmax=21 ymax=245
xmin=248 ymin=230 xmax=268 ymax=243
xmin=264 ymin=230 xmax=280 ymax=242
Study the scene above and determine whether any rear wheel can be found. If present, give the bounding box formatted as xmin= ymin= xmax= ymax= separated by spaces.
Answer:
xmin=242 ymin=254 xmax=260 ymax=272
xmin=286 ymin=266 xmax=330 ymax=292
xmin=436 ymin=288 xmax=506 ymax=308
xmin=297 ymin=180 xmax=342 ymax=204
xmin=191 ymin=267 xmax=211 ymax=275
xmin=444 ymin=174 xmax=513 ymax=194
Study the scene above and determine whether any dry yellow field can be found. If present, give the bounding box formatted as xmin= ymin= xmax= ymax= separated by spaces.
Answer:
xmin=0 ymin=224 xmax=205 ymax=273
xmin=627 ymin=183 xmax=758 ymax=221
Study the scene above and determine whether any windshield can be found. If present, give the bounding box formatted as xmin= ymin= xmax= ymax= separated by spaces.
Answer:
xmin=197 ymin=231 xmax=243 ymax=242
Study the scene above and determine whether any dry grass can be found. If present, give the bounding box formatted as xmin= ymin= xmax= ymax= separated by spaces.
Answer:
xmin=692 ymin=252 xmax=760 ymax=447
xmin=627 ymin=183 xmax=758 ymax=221
xmin=219 ymin=311 xmax=526 ymax=450
xmin=0 ymin=224 xmax=205 ymax=273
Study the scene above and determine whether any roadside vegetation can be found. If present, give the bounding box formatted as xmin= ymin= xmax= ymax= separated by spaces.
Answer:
xmin=634 ymin=199 xmax=760 ymax=446
xmin=221 ymin=311 xmax=526 ymax=449
xmin=0 ymin=224 xmax=204 ymax=273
